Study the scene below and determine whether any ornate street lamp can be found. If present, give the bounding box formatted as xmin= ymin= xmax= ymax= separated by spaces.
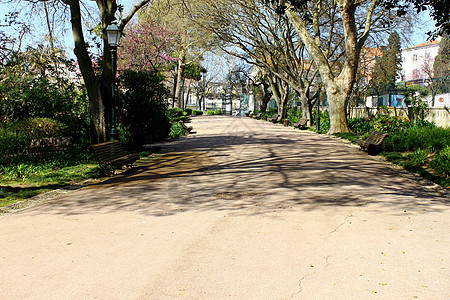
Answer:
xmin=106 ymin=23 xmax=122 ymax=141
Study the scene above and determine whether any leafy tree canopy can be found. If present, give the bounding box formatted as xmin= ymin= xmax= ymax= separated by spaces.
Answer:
xmin=434 ymin=34 xmax=450 ymax=78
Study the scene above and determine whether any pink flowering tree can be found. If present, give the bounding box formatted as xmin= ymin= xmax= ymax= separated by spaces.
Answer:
xmin=119 ymin=17 xmax=178 ymax=72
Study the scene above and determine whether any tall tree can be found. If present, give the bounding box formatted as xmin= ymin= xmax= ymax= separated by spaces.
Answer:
xmin=146 ymin=0 xmax=216 ymax=108
xmin=119 ymin=15 xmax=178 ymax=72
xmin=8 ymin=0 xmax=155 ymax=142
xmin=269 ymin=0 xmax=412 ymax=133
xmin=188 ymin=0 xmax=323 ymax=121
xmin=371 ymin=31 xmax=402 ymax=88
xmin=434 ymin=34 xmax=450 ymax=78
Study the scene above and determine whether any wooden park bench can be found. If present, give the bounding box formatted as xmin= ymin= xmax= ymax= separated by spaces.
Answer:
xmin=179 ymin=120 xmax=195 ymax=134
xmin=252 ymin=112 xmax=262 ymax=119
xmin=268 ymin=114 xmax=281 ymax=123
xmin=356 ymin=130 xmax=389 ymax=154
xmin=293 ymin=118 xmax=308 ymax=129
xmin=88 ymin=140 xmax=139 ymax=175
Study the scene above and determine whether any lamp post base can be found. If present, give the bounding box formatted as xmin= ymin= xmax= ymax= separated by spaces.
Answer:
xmin=110 ymin=127 xmax=118 ymax=141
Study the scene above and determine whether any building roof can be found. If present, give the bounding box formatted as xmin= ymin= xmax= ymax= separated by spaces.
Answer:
xmin=403 ymin=39 xmax=440 ymax=51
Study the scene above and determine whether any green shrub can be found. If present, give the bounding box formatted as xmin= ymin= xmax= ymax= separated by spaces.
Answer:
xmin=184 ymin=108 xmax=193 ymax=115
xmin=192 ymin=110 xmax=203 ymax=115
xmin=11 ymin=118 xmax=66 ymax=139
xmin=405 ymin=148 xmax=429 ymax=166
xmin=372 ymin=115 xmax=407 ymax=134
xmin=0 ymin=130 xmax=30 ymax=160
xmin=286 ymin=108 xmax=303 ymax=124
xmin=167 ymin=108 xmax=187 ymax=122
xmin=311 ymin=110 xmax=330 ymax=133
xmin=348 ymin=117 xmax=373 ymax=135
xmin=384 ymin=126 xmax=450 ymax=152
xmin=169 ymin=122 xmax=185 ymax=138
xmin=206 ymin=109 xmax=223 ymax=115
xmin=430 ymin=146 xmax=450 ymax=177
xmin=117 ymin=70 xmax=171 ymax=150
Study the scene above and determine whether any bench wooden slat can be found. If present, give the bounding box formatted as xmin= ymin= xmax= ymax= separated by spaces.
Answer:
xmin=89 ymin=140 xmax=139 ymax=174
xmin=357 ymin=131 xmax=389 ymax=154
xmin=293 ymin=118 xmax=308 ymax=129
xmin=252 ymin=112 xmax=262 ymax=119
xmin=269 ymin=114 xmax=280 ymax=123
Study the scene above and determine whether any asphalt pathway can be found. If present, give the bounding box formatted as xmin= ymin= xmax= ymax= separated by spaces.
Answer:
xmin=1 ymin=115 xmax=448 ymax=299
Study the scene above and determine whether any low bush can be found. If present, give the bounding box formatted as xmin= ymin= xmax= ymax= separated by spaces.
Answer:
xmin=286 ymin=108 xmax=303 ymax=124
xmin=405 ymin=148 xmax=429 ymax=167
xmin=206 ymin=109 xmax=223 ymax=115
xmin=167 ymin=108 xmax=187 ymax=122
xmin=117 ymin=70 xmax=171 ymax=150
xmin=384 ymin=126 xmax=449 ymax=152
xmin=11 ymin=118 xmax=66 ymax=139
xmin=311 ymin=110 xmax=330 ymax=133
xmin=348 ymin=117 xmax=373 ymax=135
xmin=430 ymin=146 xmax=450 ymax=177
xmin=184 ymin=108 xmax=193 ymax=115
xmin=192 ymin=110 xmax=203 ymax=115
xmin=169 ymin=122 xmax=185 ymax=138
xmin=372 ymin=115 xmax=408 ymax=134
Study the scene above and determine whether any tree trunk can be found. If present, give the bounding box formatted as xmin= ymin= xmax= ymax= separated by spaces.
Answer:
xmin=279 ymin=85 xmax=289 ymax=119
xmin=260 ymin=81 xmax=272 ymax=112
xmin=68 ymin=0 xmax=118 ymax=143
xmin=326 ymin=87 xmax=351 ymax=134
xmin=174 ymin=52 xmax=186 ymax=108
xmin=69 ymin=0 xmax=106 ymax=142
xmin=283 ymin=0 xmax=374 ymax=134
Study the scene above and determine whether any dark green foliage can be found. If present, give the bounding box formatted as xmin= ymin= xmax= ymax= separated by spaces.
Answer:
xmin=286 ymin=107 xmax=303 ymax=123
xmin=405 ymin=148 xmax=429 ymax=166
xmin=117 ymin=70 xmax=171 ymax=150
xmin=169 ymin=122 xmax=185 ymax=138
xmin=311 ymin=110 xmax=330 ymax=133
xmin=333 ymin=132 xmax=359 ymax=143
xmin=0 ymin=117 xmax=93 ymax=165
xmin=11 ymin=118 xmax=66 ymax=139
xmin=371 ymin=31 xmax=402 ymax=87
xmin=0 ymin=129 xmax=30 ymax=159
xmin=192 ymin=110 xmax=203 ymax=115
xmin=434 ymin=35 xmax=449 ymax=78
xmin=184 ymin=63 xmax=207 ymax=81
xmin=0 ymin=45 xmax=90 ymax=144
xmin=348 ymin=117 xmax=373 ymax=135
xmin=167 ymin=108 xmax=187 ymax=122
xmin=430 ymin=146 xmax=450 ymax=177
xmin=383 ymin=126 xmax=449 ymax=152
xmin=372 ymin=115 xmax=407 ymax=134
xmin=184 ymin=108 xmax=193 ymax=115
xmin=206 ymin=109 xmax=223 ymax=115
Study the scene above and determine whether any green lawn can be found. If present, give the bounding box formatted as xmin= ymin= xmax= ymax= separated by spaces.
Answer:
xmin=0 ymin=163 xmax=100 ymax=208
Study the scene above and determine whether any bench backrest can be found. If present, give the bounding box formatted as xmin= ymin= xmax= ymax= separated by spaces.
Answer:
xmin=178 ymin=121 xmax=189 ymax=130
xmin=89 ymin=140 xmax=128 ymax=163
xmin=367 ymin=131 xmax=389 ymax=145
xmin=298 ymin=118 xmax=307 ymax=125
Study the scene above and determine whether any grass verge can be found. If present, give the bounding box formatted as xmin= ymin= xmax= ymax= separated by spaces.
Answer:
xmin=332 ymin=133 xmax=449 ymax=188
xmin=0 ymin=163 xmax=101 ymax=208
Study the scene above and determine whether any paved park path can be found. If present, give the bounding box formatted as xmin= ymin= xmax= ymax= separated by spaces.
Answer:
xmin=1 ymin=115 xmax=449 ymax=299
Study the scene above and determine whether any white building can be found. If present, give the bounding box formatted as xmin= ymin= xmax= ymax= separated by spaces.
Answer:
xmin=400 ymin=39 xmax=440 ymax=84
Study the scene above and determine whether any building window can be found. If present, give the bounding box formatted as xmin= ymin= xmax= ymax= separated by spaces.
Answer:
xmin=413 ymin=54 xmax=418 ymax=61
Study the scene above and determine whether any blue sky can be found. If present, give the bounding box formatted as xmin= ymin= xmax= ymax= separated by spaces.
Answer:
xmin=0 ymin=1 xmax=438 ymax=55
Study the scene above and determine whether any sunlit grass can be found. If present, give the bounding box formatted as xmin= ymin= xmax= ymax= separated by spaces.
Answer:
xmin=0 ymin=163 xmax=100 ymax=208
